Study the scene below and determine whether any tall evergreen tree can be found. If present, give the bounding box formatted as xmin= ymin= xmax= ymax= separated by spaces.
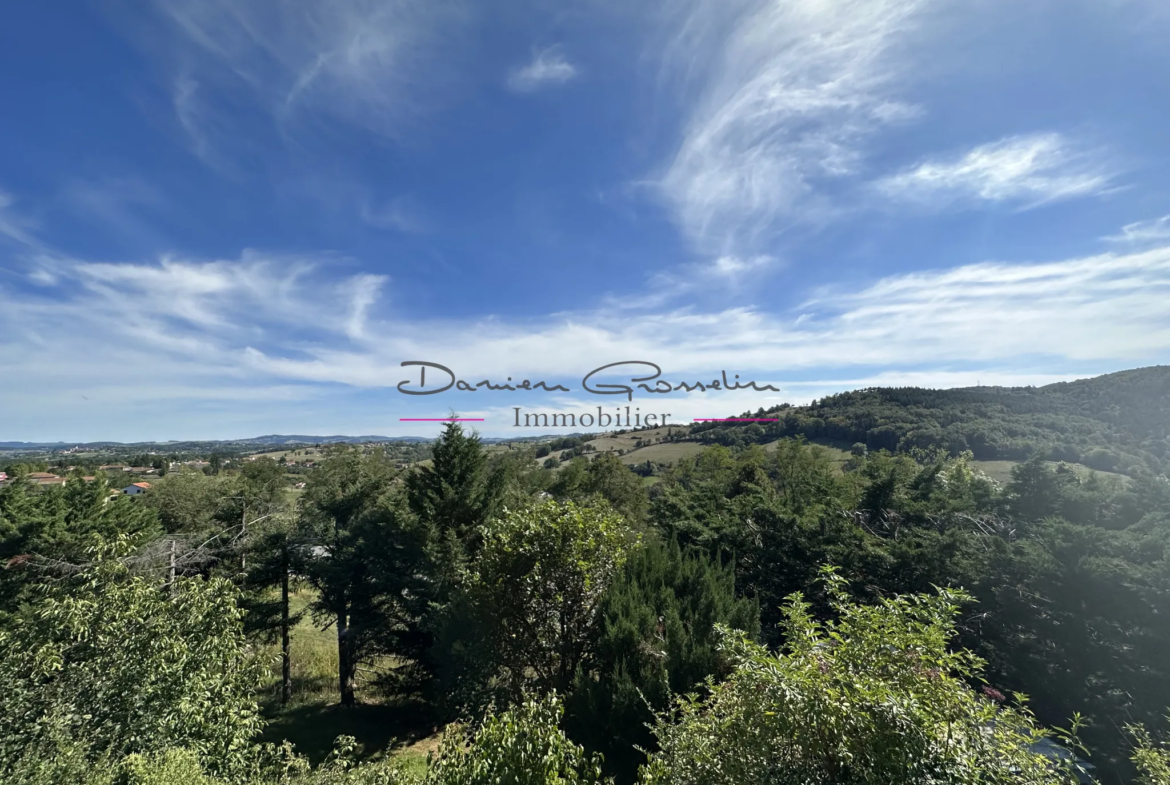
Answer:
xmin=404 ymin=422 xmax=502 ymax=587
xmin=237 ymin=511 xmax=306 ymax=706
xmin=297 ymin=446 xmax=396 ymax=707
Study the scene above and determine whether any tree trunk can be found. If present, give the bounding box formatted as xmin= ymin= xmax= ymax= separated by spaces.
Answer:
xmin=337 ymin=607 xmax=356 ymax=706
xmin=280 ymin=545 xmax=292 ymax=706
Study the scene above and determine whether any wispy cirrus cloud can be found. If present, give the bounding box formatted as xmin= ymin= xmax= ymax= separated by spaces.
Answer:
xmin=507 ymin=47 xmax=579 ymax=93
xmin=0 ymin=190 xmax=45 ymax=250
xmin=113 ymin=0 xmax=471 ymax=163
xmin=654 ymin=0 xmax=930 ymax=259
xmin=360 ymin=196 xmax=430 ymax=233
xmin=1103 ymin=214 xmax=1170 ymax=244
xmin=874 ymin=132 xmax=1118 ymax=210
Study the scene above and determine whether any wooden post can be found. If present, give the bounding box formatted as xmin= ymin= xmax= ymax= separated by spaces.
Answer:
xmin=337 ymin=607 xmax=356 ymax=707
xmin=241 ymin=505 xmax=247 ymax=572
xmin=168 ymin=537 xmax=177 ymax=594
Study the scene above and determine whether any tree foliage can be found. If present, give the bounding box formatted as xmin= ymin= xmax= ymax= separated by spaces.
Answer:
xmin=424 ymin=693 xmax=610 ymax=785
xmin=0 ymin=540 xmax=266 ymax=781
xmin=434 ymin=500 xmax=636 ymax=714
xmin=298 ymin=446 xmax=433 ymax=706
xmin=565 ymin=536 xmax=760 ymax=782
xmin=637 ymin=567 xmax=1090 ymax=785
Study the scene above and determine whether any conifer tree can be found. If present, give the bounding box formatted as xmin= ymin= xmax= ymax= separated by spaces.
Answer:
xmin=299 ymin=444 xmax=428 ymax=711
xmin=566 ymin=537 xmax=759 ymax=782
xmin=405 ymin=422 xmax=502 ymax=587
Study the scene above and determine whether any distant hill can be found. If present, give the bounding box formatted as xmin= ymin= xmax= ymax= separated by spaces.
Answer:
xmin=0 ymin=433 xmax=545 ymax=452
xmin=690 ymin=366 xmax=1170 ymax=476
xmin=0 ymin=441 xmax=119 ymax=450
xmin=241 ymin=435 xmax=427 ymax=445
xmin=0 ymin=436 xmax=430 ymax=451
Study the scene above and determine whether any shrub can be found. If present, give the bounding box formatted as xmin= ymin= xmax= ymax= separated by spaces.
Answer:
xmin=425 ymin=693 xmax=609 ymax=785
xmin=637 ymin=566 xmax=1090 ymax=785
xmin=0 ymin=539 xmax=267 ymax=780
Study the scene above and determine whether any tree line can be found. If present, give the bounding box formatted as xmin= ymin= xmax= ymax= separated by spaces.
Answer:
xmin=692 ymin=366 xmax=1170 ymax=476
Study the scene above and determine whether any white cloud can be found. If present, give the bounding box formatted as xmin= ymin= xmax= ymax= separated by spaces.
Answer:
xmin=27 ymin=268 xmax=59 ymax=287
xmin=1103 ymin=214 xmax=1170 ymax=244
xmin=655 ymin=0 xmax=930 ymax=258
xmin=0 ymin=189 xmax=44 ymax=249
xmin=874 ymin=133 xmax=1116 ymax=209
xmin=114 ymin=0 xmax=471 ymax=160
xmin=171 ymin=76 xmax=234 ymax=170
xmin=339 ymin=274 xmax=389 ymax=340
xmin=712 ymin=254 xmax=774 ymax=276
xmin=360 ymin=196 xmax=429 ymax=233
xmin=507 ymin=48 xmax=579 ymax=93
xmin=5 ymin=191 xmax=1170 ymax=439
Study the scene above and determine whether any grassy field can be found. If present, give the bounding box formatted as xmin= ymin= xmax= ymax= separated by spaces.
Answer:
xmin=970 ymin=459 xmax=1130 ymax=485
xmin=585 ymin=425 xmax=693 ymax=455
xmin=254 ymin=587 xmax=441 ymax=769
xmin=970 ymin=460 xmax=1019 ymax=484
xmin=617 ymin=441 xmax=707 ymax=466
xmin=251 ymin=448 xmax=325 ymax=464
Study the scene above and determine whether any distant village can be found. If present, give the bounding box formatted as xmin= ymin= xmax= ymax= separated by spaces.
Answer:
xmin=0 ymin=440 xmax=440 ymax=497
xmin=0 ymin=459 xmax=213 ymax=496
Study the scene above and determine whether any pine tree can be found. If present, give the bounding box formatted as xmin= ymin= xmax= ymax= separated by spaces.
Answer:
xmin=566 ymin=537 xmax=759 ymax=783
xmin=297 ymin=446 xmax=397 ymax=706
xmin=237 ymin=512 xmax=306 ymax=706
xmin=405 ymin=422 xmax=502 ymax=587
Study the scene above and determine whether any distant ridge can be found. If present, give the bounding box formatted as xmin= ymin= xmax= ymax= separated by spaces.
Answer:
xmin=244 ymin=435 xmax=426 ymax=445
xmin=0 ymin=433 xmax=550 ymax=450
xmin=0 ymin=436 xmax=428 ymax=450
xmin=692 ymin=365 xmax=1170 ymax=476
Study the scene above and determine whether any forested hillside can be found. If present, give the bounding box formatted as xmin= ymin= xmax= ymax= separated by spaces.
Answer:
xmin=691 ymin=366 xmax=1170 ymax=476
xmin=3 ymin=393 xmax=1170 ymax=784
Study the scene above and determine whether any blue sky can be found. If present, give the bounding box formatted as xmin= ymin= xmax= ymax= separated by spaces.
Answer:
xmin=2 ymin=0 xmax=1170 ymax=442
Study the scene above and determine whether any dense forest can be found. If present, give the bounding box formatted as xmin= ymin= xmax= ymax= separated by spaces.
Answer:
xmin=693 ymin=367 xmax=1170 ymax=476
xmin=2 ymin=379 xmax=1170 ymax=784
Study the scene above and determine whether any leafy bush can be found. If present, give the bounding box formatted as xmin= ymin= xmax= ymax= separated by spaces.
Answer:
xmin=637 ymin=567 xmax=1090 ymax=785
xmin=437 ymin=499 xmax=636 ymax=711
xmin=0 ymin=539 xmax=267 ymax=780
xmin=424 ymin=693 xmax=609 ymax=785
xmin=1130 ymin=719 xmax=1170 ymax=785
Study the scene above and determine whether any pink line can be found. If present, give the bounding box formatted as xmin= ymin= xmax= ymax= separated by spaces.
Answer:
xmin=400 ymin=418 xmax=485 ymax=422
xmin=693 ymin=418 xmax=779 ymax=422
